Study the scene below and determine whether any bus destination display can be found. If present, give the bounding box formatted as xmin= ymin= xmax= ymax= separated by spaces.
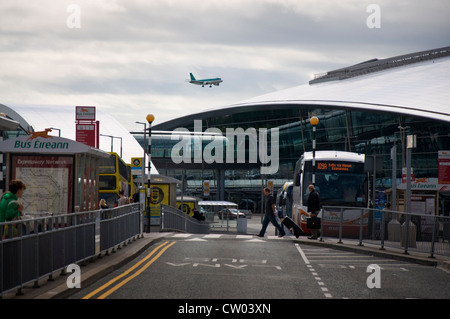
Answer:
xmin=316 ymin=161 xmax=362 ymax=173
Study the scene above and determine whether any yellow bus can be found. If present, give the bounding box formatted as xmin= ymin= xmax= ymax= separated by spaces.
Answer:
xmin=126 ymin=163 xmax=138 ymax=201
xmin=99 ymin=152 xmax=129 ymax=207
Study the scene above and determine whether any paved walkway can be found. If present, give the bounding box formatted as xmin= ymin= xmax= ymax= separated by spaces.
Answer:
xmin=3 ymin=215 xmax=449 ymax=299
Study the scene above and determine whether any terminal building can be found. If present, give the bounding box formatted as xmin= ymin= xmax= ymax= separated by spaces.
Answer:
xmin=135 ymin=46 xmax=450 ymax=215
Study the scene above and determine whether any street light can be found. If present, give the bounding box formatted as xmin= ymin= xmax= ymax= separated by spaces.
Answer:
xmin=100 ymin=134 xmax=123 ymax=158
xmin=49 ymin=127 xmax=61 ymax=137
xmin=310 ymin=116 xmax=319 ymax=186
xmin=146 ymin=114 xmax=155 ymax=233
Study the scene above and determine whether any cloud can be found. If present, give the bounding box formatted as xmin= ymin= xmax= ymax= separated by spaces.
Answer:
xmin=0 ymin=0 xmax=449 ymax=130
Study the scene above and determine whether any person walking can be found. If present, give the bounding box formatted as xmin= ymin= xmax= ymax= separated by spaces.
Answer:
xmin=307 ymin=184 xmax=321 ymax=239
xmin=117 ymin=190 xmax=130 ymax=206
xmin=257 ymin=188 xmax=286 ymax=238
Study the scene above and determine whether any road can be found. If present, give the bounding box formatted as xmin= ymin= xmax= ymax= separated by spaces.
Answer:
xmin=70 ymin=233 xmax=450 ymax=300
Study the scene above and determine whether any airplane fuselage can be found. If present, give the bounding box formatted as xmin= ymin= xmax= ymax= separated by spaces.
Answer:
xmin=189 ymin=73 xmax=222 ymax=87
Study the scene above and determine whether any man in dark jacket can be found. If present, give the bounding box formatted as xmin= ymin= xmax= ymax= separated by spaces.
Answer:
xmin=257 ymin=188 xmax=285 ymax=237
xmin=307 ymin=184 xmax=321 ymax=239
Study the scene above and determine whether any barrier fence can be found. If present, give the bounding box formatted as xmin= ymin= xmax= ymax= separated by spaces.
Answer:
xmin=0 ymin=203 xmax=141 ymax=297
xmin=160 ymin=204 xmax=210 ymax=234
xmin=319 ymin=206 xmax=450 ymax=258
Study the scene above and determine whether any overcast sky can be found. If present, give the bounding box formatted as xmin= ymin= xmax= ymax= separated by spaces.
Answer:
xmin=1 ymin=0 xmax=449 ymax=130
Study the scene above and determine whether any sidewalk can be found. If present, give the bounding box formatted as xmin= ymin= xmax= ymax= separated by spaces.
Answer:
xmin=247 ymin=214 xmax=450 ymax=272
xmin=2 ymin=229 xmax=169 ymax=299
xmin=4 ymin=218 xmax=449 ymax=299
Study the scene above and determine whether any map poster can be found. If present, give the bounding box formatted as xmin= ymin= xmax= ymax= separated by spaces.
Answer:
xmin=11 ymin=155 xmax=74 ymax=215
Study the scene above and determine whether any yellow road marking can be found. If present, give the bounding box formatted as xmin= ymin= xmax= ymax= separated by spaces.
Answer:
xmin=82 ymin=240 xmax=175 ymax=299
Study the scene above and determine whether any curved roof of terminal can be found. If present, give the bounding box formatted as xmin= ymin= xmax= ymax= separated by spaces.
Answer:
xmin=0 ymin=103 xmax=156 ymax=172
xmin=156 ymin=47 xmax=450 ymax=128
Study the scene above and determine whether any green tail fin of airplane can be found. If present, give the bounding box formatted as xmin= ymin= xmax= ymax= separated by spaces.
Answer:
xmin=190 ymin=73 xmax=196 ymax=81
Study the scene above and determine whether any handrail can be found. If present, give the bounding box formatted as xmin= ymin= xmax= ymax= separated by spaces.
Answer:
xmin=160 ymin=204 xmax=210 ymax=234
xmin=320 ymin=206 xmax=450 ymax=258
xmin=0 ymin=203 xmax=141 ymax=297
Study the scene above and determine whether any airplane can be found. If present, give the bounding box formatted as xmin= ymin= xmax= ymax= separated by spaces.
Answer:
xmin=188 ymin=73 xmax=223 ymax=87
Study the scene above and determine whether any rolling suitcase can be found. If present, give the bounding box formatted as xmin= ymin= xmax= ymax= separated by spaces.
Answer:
xmin=282 ymin=216 xmax=303 ymax=238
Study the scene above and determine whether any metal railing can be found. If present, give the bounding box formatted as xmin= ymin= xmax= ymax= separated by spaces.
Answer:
xmin=319 ymin=206 xmax=450 ymax=258
xmin=160 ymin=204 xmax=210 ymax=234
xmin=0 ymin=203 xmax=141 ymax=297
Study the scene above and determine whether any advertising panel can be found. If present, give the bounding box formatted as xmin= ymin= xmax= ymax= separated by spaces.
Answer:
xmin=149 ymin=184 xmax=169 ymax=224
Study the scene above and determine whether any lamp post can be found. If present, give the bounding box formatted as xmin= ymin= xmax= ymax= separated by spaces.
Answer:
xmin=310 ymin=116 xmax=319 ymax=186
xmin=146 ymin=114 xmax=155 ymax=233
xmin=100 ymin=134 xmax=123 ymax=158
xmin=404 ymin=134 xmax=416 ymax=254
xmin=49 ymin=127 xmax=61 ymax=137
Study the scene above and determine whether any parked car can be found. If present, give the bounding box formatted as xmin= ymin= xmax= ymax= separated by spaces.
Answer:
xmin=217 ymin=208 xmax=245 ymax=220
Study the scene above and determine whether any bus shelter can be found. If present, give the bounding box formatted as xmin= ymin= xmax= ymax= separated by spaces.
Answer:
xmin=198 ymin=200 xmax=243 ymax=231
xmin=145 ymin=174 xmax=180 ymax=226
xmin=176 ymin=196 xmax=201 ymax=216
xmin=0 ymin=134 xmax=110 ymax=215
xmin=387 ymin=179 xmax=450 ymax=241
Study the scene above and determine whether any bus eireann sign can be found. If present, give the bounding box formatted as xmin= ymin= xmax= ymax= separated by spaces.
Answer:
xmin=76 ymin=106 xmax=96 ymax=121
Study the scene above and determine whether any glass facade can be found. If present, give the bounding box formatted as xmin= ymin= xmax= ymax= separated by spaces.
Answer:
xmin=133 ymin=104 xmax=450 ymax=214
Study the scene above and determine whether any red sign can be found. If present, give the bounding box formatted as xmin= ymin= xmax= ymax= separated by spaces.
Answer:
xmin=76 ymin=124 xmax=96 ymax=148
xmin=75 ymin=106 xmax=99 ymax=148
xmin=402 ymin=167 xmax=415 ymax=184
xmin=76 ymin=106 xmax=96 ymax=120
xmin=438 ymin=151 xmax=450 ymax=184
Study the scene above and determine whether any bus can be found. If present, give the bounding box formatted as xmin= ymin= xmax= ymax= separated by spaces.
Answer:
xmin=292 ymin=151 xmax=368 ymax=237
xmin=126 ymin=164 xmax=138 ymax=201
xmin=99 ymin=152 xmax=130 ymax=207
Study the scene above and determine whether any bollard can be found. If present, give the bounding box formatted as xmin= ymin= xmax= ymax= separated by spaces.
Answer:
xmin=401 ymin=220 xmax=416 ymax=249
xmin=387 ymin=219 xmax=401 ymax=242
xmin=237 ymin=215 xmax=247 ymax=234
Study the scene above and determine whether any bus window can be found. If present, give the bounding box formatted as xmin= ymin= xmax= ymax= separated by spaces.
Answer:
xmin=99 ymin=154 xmax=116 ymax=174
xmin=99 ymin=175 xmax=116 ymax=190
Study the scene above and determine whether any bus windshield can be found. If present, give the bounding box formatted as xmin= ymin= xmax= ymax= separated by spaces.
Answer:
xmin=302 ymin=161 xmax=366 ymax=207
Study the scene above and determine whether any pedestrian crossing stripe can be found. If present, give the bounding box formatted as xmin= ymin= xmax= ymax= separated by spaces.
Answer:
xmin=167 ymin=233 xmax=292 ymax=241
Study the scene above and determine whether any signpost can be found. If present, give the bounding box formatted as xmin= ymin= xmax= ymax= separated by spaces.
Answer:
xmin=75 ymin=106 xmax=99 ymax=148
xmin=438 ymin=150 xmax=450 ymax=184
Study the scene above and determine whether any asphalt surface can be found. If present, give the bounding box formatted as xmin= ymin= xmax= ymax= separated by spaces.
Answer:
xmin=3 ymin=214 xmax=450 ymax=299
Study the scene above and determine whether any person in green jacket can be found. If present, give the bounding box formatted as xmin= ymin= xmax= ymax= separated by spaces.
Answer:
xmin=0 ymin=179 xmax=27 ymax=223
